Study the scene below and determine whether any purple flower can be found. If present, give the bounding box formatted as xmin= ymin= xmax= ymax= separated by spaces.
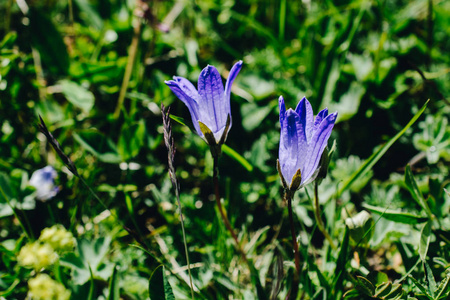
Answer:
xmin=29 ymin=166 xmax=59 ymax=201
xmin=165 ymin=61 xmax=243 ymax=146
xmin=278 ymin=96 xmax=338 ymax=190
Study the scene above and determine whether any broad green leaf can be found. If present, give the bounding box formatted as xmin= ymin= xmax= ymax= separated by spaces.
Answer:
xmin=241 ymin=102 xmax=273 ymax=131
xmin=419 ymin=222 xmax=431 ymax=262
xmin=329 ymin=81 xmax=365 ymax=122
xmin=73 ymin=130 xmax=121 ymax=163
xmin=367 ymin=271 xmax=389 ymax=286
xmin=363 ymin=204 xmax=428 ymax=225
xmin=337 ymin=100 xmax=429 ymax=197
xmin=149 ymin=265 xmax=175 ymax=300
xmin=356 ymin=276 xmax=375 ymax=296
xmin=60 ymin=237 xmax=113 ymax=285
xmin=59 ymin=80 xmax=95 ymax=113
xmin=117 ymin=121 xmax=146 ymax=161
xmin=405 ymin=165 xmax=433 ymax=218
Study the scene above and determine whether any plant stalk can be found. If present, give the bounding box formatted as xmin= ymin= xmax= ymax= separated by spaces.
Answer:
xmin=113 ymin=17 xmax=141 ymax=118
xmin=212 ymin=155 xmax=248 ymax=263
xmin=285 ymin=190 xmax=300 ymax=299
xmin=313 ymin=182 xmax=337 ymax=250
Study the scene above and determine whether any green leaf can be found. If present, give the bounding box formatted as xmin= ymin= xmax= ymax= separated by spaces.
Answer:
xmin=149 ymin=265 xmax=175 ymax=300
xmin=405 ymin=165 xmax=433 ymax=218
xmin=337 ymin=100 xmax=429 ymax=197
xmin=241 ymin=102 xmax=273 ymax=131
xmin=424 ymin=261 xmax=437 ymax=298
xmin=363 ymin=204 xmax=428 ymax=225
xmin=367 ymin=271 xmax=389 ymax=286
xmin=419 ymin=221 xmax=431 ymax=262
xmin=329 ymin=81 xmax=365 ymax=122
xmin=409 ymin=275 xmax=433 ymax=300
xmin=107 ymin=264 xmax=120 ymax=300
xmin=59 ymin=80 xmax=95 ymax=113
xmin=73 ymin=130 xmax=121 ymax=163
xmin=435 ymin=269 xmax=450 ymax=299
xmin=356 ymin=276 xmax=375 ymax=296
xmin=0 ymin=172 xmax=13 ymax=201
xmin=29 ymin=8 xmax=69 ymax=75
xmin=333 ymin=226 xmax=350 ymax=293
xmin=117 ymin=121 xmax=146 ymax=161
xmin=60 ymin=237 xmax=113 ymax=285
xmin=73 ymin=0 xmax=103 ymax=29
xmin=222 ymin=144 xmax=253 ymax=172
xmin=386 ymin=283 xmax=404 ymax=298
xmin=0 ymin=32 xmax=17 ymax=49
xmin=374 ymin=281 xmax=391 ymax=298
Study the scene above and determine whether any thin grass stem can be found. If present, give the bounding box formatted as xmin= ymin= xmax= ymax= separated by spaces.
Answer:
xmin=313 ymin=182 xmax=337 ymax=250
xmin=161 ymin=104 xmax=195 ymax=299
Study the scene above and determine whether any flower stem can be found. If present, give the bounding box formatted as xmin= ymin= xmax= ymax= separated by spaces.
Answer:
xmin=313 ymin=182 xmax=337 ymax=250
xmin=212 ymin=155 xmax=248 ymax=263
xmin=285 ymin=191 xmax=300 ymax=299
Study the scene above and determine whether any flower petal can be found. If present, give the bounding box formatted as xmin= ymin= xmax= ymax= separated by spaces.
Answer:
xmin=198 ymin=65 xmax=226 ymax=133
xmin=295 ymin=97 xmax=314 ymax=142
xmin=224 ymin=61 xmax=243 ymax=125
xmin=302 ymin=112 xmax=338 ymax=182
xmin=280 ymin=108 xmax=308 ymax=186
xmin=314 ymin=108 xmax=328 ymax=129
xmin=165 ymin=78 xmax=202 ymax=136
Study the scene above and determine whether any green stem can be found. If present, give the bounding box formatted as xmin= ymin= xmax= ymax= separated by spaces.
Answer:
xmin=285 ymin=190 xmax=300 ymax=299
xmin=173 ymin=180 xmax=195 ymax=299
xmin=313 ymin=182 xmax=337 ymax=250
xmin=113 ymin=17 xmax=141 ymax=118
xmin=0 ymin=185 xmax=33 ymax=240
xmin=212 ymin=155 xmax=248 ymax=263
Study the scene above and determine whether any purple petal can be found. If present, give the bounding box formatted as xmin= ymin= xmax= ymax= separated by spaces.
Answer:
xmin=197 ymin=65 xmax=226 ymax=133
xmin=224 ymin=61 xmax=243 ymax=104
xmin=165 ymin=79 xmax=202 ymax=136
xmin=295 ymin=97 xmax=314 ymax=142
xmin=279 ymin=109 xmax=308 ymax=186
xmin=223 ymin=61 xmax=242 ymax=128
xmin=314 ymin=108 xmax=329 ymax=128
xmin=279 ymin=96 xmax=286 ymax=125
xmin=302 ymin=112 xmax=338 ymax=182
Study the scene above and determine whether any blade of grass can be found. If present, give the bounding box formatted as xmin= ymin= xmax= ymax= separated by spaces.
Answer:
xmin=337 ymin=100 xmax=429 ymax=197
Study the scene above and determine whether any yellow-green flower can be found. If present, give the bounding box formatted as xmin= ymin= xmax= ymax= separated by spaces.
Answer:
xmin=28 ymin=273 xmax=71 ymax=300
xmin=39 ymin=225 xmax=76 ymax=252
xmin=17 ymin=242 xmax=57 ymax=271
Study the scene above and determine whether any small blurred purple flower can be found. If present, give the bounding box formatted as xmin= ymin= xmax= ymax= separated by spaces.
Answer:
xmin=29 ymin=166 xmax=59 ymax=201
xmin=278 ymin=96 xmax=338 ymax=190
xmin=165 ymin=61 xmax=243 ymax=146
